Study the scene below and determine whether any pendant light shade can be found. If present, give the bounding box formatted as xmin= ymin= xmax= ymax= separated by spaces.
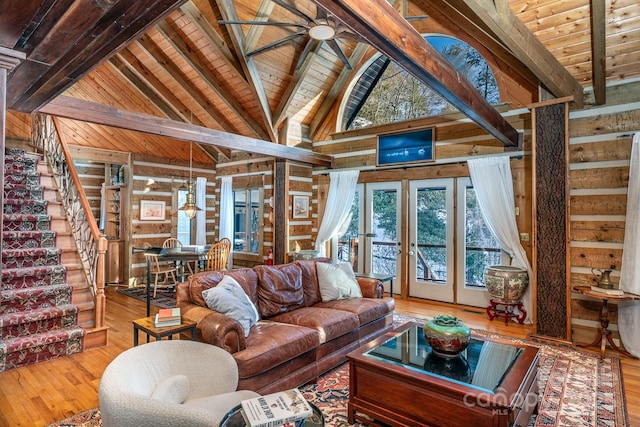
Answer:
xmin=179 ymin=142 xmax=202 ymax=218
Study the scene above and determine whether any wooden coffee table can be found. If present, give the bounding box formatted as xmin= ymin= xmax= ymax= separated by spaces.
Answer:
xmin=347 ymin=322 xmax=539 ymax=427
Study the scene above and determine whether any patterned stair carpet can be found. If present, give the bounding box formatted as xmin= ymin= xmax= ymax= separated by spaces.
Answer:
xmin=47 ymin=315 xmax=628 ymax=427
xmin=0 ymin=148 xmax=85 ymax=372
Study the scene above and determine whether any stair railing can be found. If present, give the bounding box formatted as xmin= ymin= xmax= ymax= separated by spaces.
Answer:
xmin=32 ymin=114 xmax=107 ymax=329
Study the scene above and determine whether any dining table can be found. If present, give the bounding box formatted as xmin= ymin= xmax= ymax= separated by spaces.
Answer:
xmin=132 ymin=246 xmax=210 ymax=316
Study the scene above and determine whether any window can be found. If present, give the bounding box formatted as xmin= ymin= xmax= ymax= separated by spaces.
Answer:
xmin=456 ymin=178 xmax=505 ymax=289
xmin=342 ymin=35 xmax=499 ymax=131
xmin=233 ymin=189 xmax=261 ymax=254
xmin=176 ymin=188 xmax=192 ymax=245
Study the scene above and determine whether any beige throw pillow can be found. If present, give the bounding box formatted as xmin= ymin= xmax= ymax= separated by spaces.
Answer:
xmin=317 ymin=262 xmax=363 ymax=302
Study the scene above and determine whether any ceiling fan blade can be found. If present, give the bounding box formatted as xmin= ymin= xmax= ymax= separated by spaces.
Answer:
xmin=326 ymin=39 xmax=352 ymax=70
xmin=270 ymin=0 xmax=315 ymax=23
xmin=246 ymin=31 xmax=306 ymax=57
xmin=405 ymin=15 xmax=429 ymax=22
xmin=218 ymin=20 xmax=308 ymax=29
xmin=295 ymin=38 xmax=320 ymax=70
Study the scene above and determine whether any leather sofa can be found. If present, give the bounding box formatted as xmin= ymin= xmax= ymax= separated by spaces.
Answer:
xmin=176 ymin=259 xmax=395 ymax=395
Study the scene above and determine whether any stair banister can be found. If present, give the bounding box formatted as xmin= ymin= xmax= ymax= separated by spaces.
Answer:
xmin=32 ymin=114 xmax=107 ymax=329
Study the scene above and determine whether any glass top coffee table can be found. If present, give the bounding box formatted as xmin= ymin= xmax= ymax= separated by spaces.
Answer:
xmin=347 ymin=321 xmax=540 ymax=427
xmin=220 ymin=402 xmax=324 ymax=427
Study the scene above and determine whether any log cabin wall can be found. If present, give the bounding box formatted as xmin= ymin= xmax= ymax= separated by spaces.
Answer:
xmin=73 ymin=160 xmax=105 ymax=221
xmin=128 ymin=154 xmax=217 ymax=285
xmin=568 ymin=79 xmax=640 ymax=351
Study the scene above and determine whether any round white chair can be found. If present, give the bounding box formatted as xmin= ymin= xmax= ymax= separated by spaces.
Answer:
xmin=99 ymin=340 xmax=260 ymax=427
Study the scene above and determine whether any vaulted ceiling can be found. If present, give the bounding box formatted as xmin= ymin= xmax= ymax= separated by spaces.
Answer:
xmin=2 ymin=0 xmax=639 ymax=165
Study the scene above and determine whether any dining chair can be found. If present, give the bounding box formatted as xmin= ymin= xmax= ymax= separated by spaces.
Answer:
xmin=162 ymin=237 xmax=197 ymax=277
xmin=206 ymin=238 xmax=231 ymax=271
xmin=147 ymin=252 xmax=179 ymax=297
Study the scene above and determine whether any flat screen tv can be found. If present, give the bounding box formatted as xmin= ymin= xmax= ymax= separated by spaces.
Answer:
xmin=377 ymin=127 xmax=435 ymax=166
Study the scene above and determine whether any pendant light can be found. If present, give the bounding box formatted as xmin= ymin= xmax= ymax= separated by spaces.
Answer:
xmin=179 ymin=142 xmax=202 ymax=219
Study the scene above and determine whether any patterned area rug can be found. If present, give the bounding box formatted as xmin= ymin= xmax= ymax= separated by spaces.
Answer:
xmin=115 ymin=286 xmax=176 ymax=309
xmin=47 ymin=315 xmax=628 ymax=427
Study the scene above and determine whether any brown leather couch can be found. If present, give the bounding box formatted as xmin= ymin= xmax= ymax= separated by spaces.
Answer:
xmin=176 ymin=259 xmax=395 ymax=394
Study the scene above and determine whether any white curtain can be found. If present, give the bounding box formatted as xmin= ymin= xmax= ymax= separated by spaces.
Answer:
xmin=619 ymin=133 xmax=640 ymax=357
xmin=218 ymin=176 xmax=234 ymax=268
xmin=467 ymin=156 xmax=533 ymax=323
xmin=195 ymin=177 xmax=207 ymax=246
xmin=315 ymin=170 xmax=359 ymax=258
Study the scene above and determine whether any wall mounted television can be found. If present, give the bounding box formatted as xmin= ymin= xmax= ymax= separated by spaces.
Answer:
xmin=377 ymin=127 xmax=435 ymax=166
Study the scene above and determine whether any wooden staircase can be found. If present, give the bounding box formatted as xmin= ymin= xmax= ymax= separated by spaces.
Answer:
xmin=1 ymin=146 xmax=104 ymax=371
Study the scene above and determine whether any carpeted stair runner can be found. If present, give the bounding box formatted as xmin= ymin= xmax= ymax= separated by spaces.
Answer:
xmin=0 ymin=148 xmax=84 ymax=372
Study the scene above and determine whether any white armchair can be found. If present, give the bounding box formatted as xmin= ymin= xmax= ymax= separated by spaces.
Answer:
xmin=99 ymin=340 xmax=260 ymax=427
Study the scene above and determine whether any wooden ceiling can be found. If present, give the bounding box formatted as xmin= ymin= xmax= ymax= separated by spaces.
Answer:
xmin=2 ymin=0 xmax=639 ymax=164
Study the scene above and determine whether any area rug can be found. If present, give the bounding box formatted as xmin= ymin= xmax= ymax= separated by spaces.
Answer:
xmin=47 ymin=315 xmax=628 ymax=427
xmin=115 ymin=286 xmax=176 ymax=309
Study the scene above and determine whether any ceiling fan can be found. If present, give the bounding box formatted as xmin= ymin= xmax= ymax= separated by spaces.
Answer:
xmin=219 ymin=0 xmax=427 ymax=71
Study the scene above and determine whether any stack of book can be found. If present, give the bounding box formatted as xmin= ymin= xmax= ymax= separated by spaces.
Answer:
xmin=154 ymin=308 xmax=181 ymax=327
xmin=590 ymin=286 xmax=624 ymax=296
xmin=240 ymin=388 xmax=312 ymax=427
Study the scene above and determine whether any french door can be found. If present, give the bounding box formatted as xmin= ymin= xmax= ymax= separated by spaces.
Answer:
xmin=408 ymin=179 xmax=455 ymax=302
xmin=364 ymin=182 xmax=402 ymax=296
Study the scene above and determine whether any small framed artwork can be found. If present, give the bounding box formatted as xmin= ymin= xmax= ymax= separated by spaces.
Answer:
xmin=140 ymin=200 xmax=166 ymax=221
xmin=292 ymin=195 xmax=309 ymax=219
xmin=377 ymin=126 xmax=435 ymax=166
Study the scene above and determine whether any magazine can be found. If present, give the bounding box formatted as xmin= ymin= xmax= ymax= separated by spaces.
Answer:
xmin=240 ymin=388 xmax=312 ymax=427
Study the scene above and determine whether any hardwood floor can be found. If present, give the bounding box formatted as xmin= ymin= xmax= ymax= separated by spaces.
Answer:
xmin=0 ymin=287 xmax=637 ymax=426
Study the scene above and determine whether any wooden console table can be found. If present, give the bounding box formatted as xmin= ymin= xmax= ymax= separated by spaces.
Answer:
xmin=573 ymin=286 xmax=640 ymax=359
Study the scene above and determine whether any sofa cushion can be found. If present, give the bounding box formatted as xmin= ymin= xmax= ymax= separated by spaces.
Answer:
xmin=202 ymin=275 xmax=259 ymax=337
xmin=150 ymin=374 xmax=190 ymax=404
xmin=314 ymin=297 xmax=395 ymax=326
xmin=269 ymin=306 xmax=359 ymax=344
xmin=254 ymin=264 xmax=304 ymax=318
xmin=316 ymin=262 xmax=363 ymax=302
xmin=234 ymin=321 xmax=319 ymax=378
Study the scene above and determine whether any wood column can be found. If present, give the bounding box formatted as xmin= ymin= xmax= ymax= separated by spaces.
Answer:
xmin=530 ymin=97 xmax=573 ymax=342
xmin=0 ymin=48 xmax=26 ymax=265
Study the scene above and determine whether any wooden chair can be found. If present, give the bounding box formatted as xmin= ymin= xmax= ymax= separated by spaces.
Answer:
xmin=162 ymin=237 xmax=197 ymax=277
xmin=147 ymin=252 xmax=179 ymax=297
xmin=206 ymin=238 xmax=231 ymax=271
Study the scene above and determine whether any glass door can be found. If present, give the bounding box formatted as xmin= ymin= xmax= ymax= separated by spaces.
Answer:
xmin=365 ymin=182 xmax=402 ymax=295
xmin=408 ymin=179 xmax=454 ymax=302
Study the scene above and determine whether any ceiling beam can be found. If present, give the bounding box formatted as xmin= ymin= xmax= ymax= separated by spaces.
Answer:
xmin=156 ymin=20 xmax=270 ymax=140
xmin=215 ymin=0 xmax=277 ymax=142
xmin=40 ymin=96 xmax=333 ymax=167
xmin=590 ymin=0 xmax=606 ymax=105
xmin=312 ymin=0 xmax=521 ymax=147
xmin=441 ymin=0 xmax=584 ymax=108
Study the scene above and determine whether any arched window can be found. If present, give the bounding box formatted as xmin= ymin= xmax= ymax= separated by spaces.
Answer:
xmin=341 ymin=35 xmax=499 ymax=131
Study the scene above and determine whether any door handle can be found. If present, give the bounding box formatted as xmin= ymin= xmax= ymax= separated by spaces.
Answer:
xmin=408 ymin=250 xmax=415 ymax=256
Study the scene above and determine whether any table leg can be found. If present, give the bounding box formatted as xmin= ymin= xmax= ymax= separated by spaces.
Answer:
xmin=146 ymin=256 xmax=151 ymax=317
xmin=133 ymin=325 xmax=139 ymax=346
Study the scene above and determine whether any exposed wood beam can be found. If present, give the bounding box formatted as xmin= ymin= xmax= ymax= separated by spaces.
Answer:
xmin=590 ymin=0 xmax=606 ymax=105
xmin=7 ymin=0 xmax=188 ymax=112
xmin=312 ymin=0 xmax=521 ymax=147
xmin=413 ymin=0 xmax=539 ymax=91
xmin=442 ymin=0 xmax=584 ymax=108
xmin=273 ymin=42 xmax=323 ymax=129
xmin=310 ymin=43 xmax=370 ymax=139
xmin=156 ymin=20 xmax=270 ymax=140
xmin=180 ymin=2 xmax=244 ymax=77
xmin=134 ymin=35 xmax=237 ymax=134
xmin=245 ymin=0 xmax=277 ymax=53
xmin=40 ymin=96 xmax=333 ymax=167
xmin=214 ymin=0 xmax=277 ymax=142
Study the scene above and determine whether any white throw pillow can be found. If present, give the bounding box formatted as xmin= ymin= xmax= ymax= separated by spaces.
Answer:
xmin=150 ymin=374 xmax=190 ymax=404
xmin=316 ymin=262 xmax=363 ymax=302
xmin=202 ymin=275 xmax=259 ymax=337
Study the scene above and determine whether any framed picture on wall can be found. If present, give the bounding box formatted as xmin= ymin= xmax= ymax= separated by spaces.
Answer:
xmin=292 ymin=195 xmax=309 ymax=219
xmin=140 ymin=200 xmax=166 ymax=221
xmin=377 ymin=126 xmax=435 ymax=166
